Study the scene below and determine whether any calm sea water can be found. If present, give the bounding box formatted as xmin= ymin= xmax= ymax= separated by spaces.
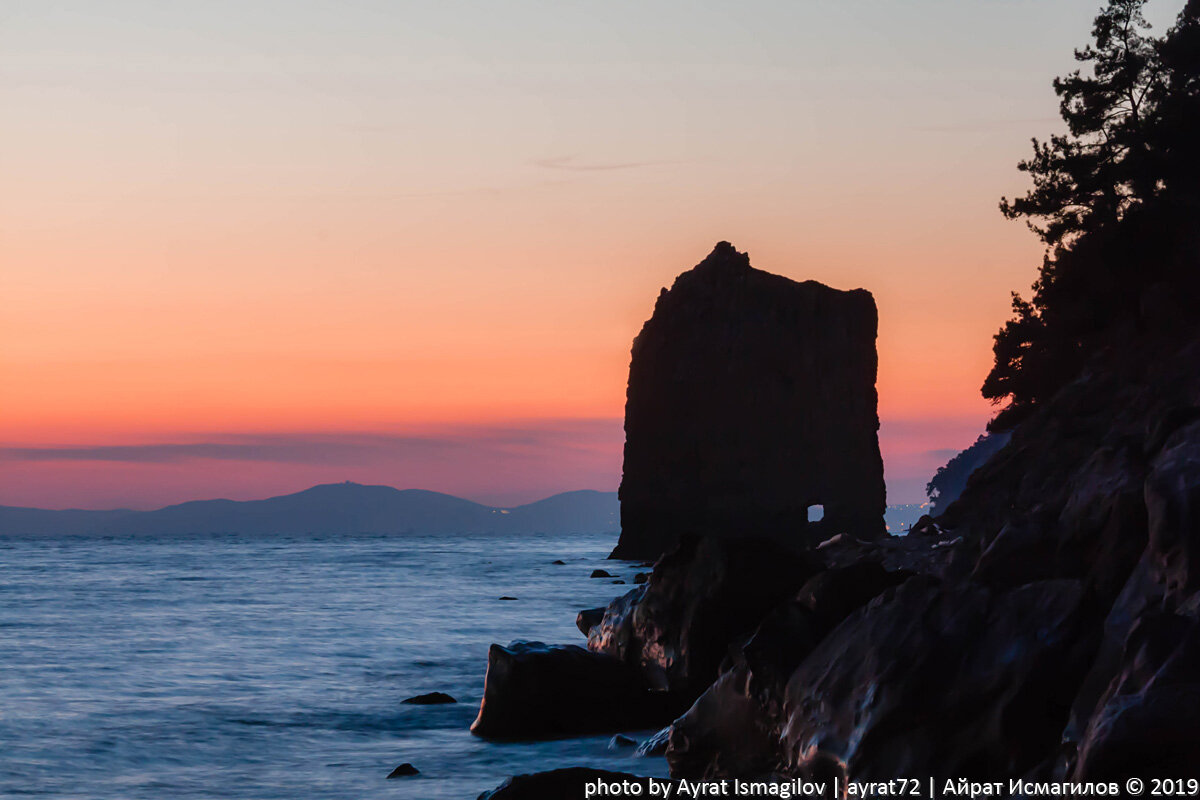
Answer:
xmin=0 ymin=531 xmax=669 ymax=799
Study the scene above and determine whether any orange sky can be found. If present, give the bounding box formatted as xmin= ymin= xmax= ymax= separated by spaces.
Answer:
xmin=2 ymin=1 xmax=1181 ymax=508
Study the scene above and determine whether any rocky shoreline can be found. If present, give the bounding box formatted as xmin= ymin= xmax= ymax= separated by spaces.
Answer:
xmin=469 ymin=244 xmax=1200 ymax=796
xmin=470 ymin=334 xmax=1200 ymax=797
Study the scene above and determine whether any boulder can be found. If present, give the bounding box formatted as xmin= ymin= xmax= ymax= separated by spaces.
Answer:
xmin=1062 ymin=552 xmax=1164 ymax=747
xmin=909 ymin=514 xmax=941 ymax=536
xmin=612 ymin=242 xmax=885 ymax=560
xmin=576 ymin=607 xmax=605 ymax=637
xmin=586 ymin=587 xmax=646 ymax=665
xmin=1144 ymin=420 xmax=1200 ymax=605
xmin=940 ymin=343 xmax=1200 ymax=602
xmin=469 ymin=641 xmax=684 ymax=740
xmin=666 ymin=563 xmax=910 ymax=778
xmin=668 ymin=667 xmax=779 ymax=779
xmin=477 ymin=768 xmax=655 ymax=800
xmin=743 ymin=562 xmax=911 ymax=703
xmin=1064 ymin=420 xmax=1200 ymax=777
xmin=401 ymin=691 xmax=455 ymax=705
xmin=1075 ymin=611 xmax=1200 ymax=779
xmin=779 ymin=578 xmax=1099 ymax=780
xmin=386 ymin=763 xmax=419 ymax=778
xmin=969 ymin=443 xmax=1148 ymax=603
xmin=588 ymin=535 xmax=821 ymax=696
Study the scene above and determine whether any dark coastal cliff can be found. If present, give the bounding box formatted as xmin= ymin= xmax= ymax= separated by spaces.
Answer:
xmin=473 ymin=1 xmax=1200 ymax=790
xmin=490 ymin=328 xmax=1200 ymax=788
xmin=475 ymin=305 xmax=1200 ymax=794
xmin=612 ymin=242 xmax=886 ymax=560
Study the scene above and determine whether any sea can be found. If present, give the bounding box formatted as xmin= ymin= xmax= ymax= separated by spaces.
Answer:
xmin=0 ymin=530 xmax=670 ymax=799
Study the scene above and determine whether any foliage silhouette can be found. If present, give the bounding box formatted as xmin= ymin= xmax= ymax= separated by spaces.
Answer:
xmin=984 ymin=0 xmax=1200 ymax=431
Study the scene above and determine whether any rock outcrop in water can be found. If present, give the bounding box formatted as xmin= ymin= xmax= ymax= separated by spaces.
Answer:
xmin=468 ymin=641 xmax=685 ymax=740
xmin=587 ymin=535 xmax=821 ymax=697
xmin=651 ymin=331 xmax=1200 ymax=782
xmin=670 ymin=577 xmax=1099 ymax=780
xmin=475 ymin=245 xmax=1200 ymax=793
xmin=477 ymin=768 xmax=654 ymax=799
xmin=611 ymin=242 xmax=886 ymax=560
xmin=401 ymin=691 xmax=455 ymax=705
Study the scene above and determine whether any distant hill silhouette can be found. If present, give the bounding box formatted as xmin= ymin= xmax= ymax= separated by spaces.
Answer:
xmin=1 ymin=483 xmax=931 ymax=538
xmin=0 ymin=483 xmax=620 ymax=536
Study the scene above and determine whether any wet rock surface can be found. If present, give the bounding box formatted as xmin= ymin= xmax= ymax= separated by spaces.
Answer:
xmin=401 ymin=691 xmax=455 ymax=705
xmin=477 ymin=768 xmax=654 ymax=800
xmin=665 ymin=563 xmax=913 ymax=778
xmin=635 ymin=726 xmax=672 ymax=757
xmin=613 ymin=242 xmax=885 ymax=560
xmin=476 ymin=291 xmax=1200 ymax=784
xmin=634 ymin=341 xmax=1200 ymax=783
xmin=1075 ymin=611 xmax=1200 ymax=779
xmin=386 ymin=763 xmax=418 ymax=778
xmin=588 ymin=534 xmax=821 ymax=697
xmin=781 ymin=578 xmax=1099 ymax=780
xmin=575 ymin=607 xmax=604 ymax=637
xmin=469 ymin=641 xmax=685 ymax=740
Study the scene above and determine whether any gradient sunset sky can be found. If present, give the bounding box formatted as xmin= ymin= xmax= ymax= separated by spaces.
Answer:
xmin=1 ymin=0 xmax=1181 ymax=509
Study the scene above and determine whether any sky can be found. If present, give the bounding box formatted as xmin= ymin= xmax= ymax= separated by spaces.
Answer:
xmin=0 ymin=0 xmax=1183 ymax=509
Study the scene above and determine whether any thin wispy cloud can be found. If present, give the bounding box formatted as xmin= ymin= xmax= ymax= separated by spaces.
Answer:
xmin=2 ymin=416 xmax=979 ymax=507
xmin=0 ymin=419 xmax=626 ymax=465
xmin=532 ymin=155 xmax=681 ymax=172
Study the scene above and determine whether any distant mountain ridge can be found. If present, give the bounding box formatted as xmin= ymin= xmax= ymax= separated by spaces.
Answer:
xmin=0 ymin=483 xmax=620 ymax=536
xmin=0 ymin=482 xmax=930 ymax=537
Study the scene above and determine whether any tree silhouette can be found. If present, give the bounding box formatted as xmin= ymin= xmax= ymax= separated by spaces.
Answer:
xmin=984 ymin=0 xmax=1200 ymax=431
xmin=1000 ymin=0 xmax=1163 ymax=245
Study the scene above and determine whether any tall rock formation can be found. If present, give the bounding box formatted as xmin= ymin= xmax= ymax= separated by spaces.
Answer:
xmin=611 ymin=242 xmax=886 ymax=560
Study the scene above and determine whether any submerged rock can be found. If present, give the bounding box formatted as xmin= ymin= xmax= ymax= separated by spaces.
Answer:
xmin=386 ymin=763 xmax=419 ymax=778
xmin=590 ymin=569 xmax=613 ymax=579
xmin=469 ymin=641 xmax=685 ymax=740
xmin=401 ymin=691 xmax=456 ymax=705
xmin=613 ymin=242 xmax=885 ymax=560
xmin=609 ymin=734 xmax=637 ymax=749
xmin=477 ymin=768 xmax=655 ymax=800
